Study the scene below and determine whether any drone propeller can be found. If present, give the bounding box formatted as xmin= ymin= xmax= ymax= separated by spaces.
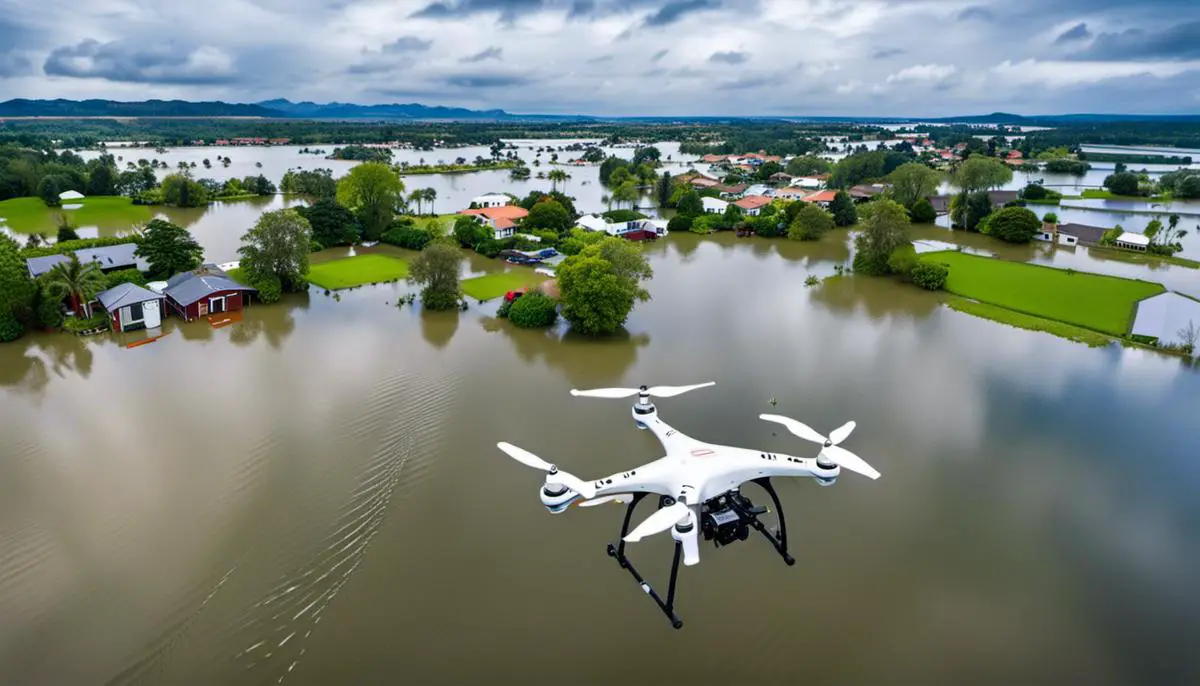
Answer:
xmin=624 ymin=500 xmax=701 ymax=566
xmin=570 ymin=382 xmax=715 ymax=400
xmin=496 ymin=442 xmax=597 ymax=498
xmin=759 ymin=414 xmax=881 ymax=480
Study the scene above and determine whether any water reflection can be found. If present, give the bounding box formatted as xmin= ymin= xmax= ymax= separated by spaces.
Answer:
xmin=419 ymin=309 xmax=460 ymax=349
xmin=809 ymin=274 xmax=942 ymax=321
xmin=229 ymin=292 xmax=309 ymax=349
xmin=481 ymin=317 xmax=649 ymax=387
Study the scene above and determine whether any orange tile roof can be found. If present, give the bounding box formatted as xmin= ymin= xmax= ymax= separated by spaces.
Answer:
xmin=460 ymin=205 xmax=529 ymax=221
xmin=802 ymin=190 xmax=839 ymax=203
xmin=493 ymin=217 xmax=516 ymax=229
xmin=734 ymin=196 xmax=772 ymax=209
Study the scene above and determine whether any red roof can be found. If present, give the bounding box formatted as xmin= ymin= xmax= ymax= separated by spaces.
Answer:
xmin=802 ymin=190 xmax=839 ymax=204
xmin=493 ymin=217 xmax=515 ymax=229
xmin=461 ymin=205 xmax=529 ymax=221
xmin=1007 ymin=150 xmax=1024 ymax=159
xmin=734 ymin=196 xmax=772 ymax=209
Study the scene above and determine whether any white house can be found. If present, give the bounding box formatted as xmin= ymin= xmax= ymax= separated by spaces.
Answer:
xmin=743 ymin=184 xmax=774 ymax=198
xmin=576 ymin=214 xmax=610 ymax=233
xmin=702 ymin=197 xmax=729 ymax=214
xmin=574 ymin=214 xmax=667 ymax=239
xmin=471 ymin=193 xmax=510 ymax=208
xmin=1115 ymin=231 xmax=1151 ymax=252
xmin=1131 ymin=292 xmax=1200 ymax=352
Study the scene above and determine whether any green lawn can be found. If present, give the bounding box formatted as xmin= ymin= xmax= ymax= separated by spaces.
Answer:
xmin=401 ymin=214 xmax=462 ymax=231
xmin=0 ymin=196 xmax=154 ymax=233
xmin=461 ymin=269 xmax=548 ymax=301
xmin=922 ymin=251 xmax=1164 ymax=335
xmin=306 ymin=254 xmax=410 ymax=290
xmin=1079 ymin=189 xmax=1165 ymax=202
xmin=946 ymin=297 xmax=1113 ymax=347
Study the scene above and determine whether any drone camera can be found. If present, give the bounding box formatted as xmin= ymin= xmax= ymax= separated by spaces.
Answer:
xmin=700 ymin=491 xmax=764 ymax=548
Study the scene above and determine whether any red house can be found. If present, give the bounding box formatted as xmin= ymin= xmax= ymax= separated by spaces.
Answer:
xmin=163 ymin=266 xmax=257 ymax=322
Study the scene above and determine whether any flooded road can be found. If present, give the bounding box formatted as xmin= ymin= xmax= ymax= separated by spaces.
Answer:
xmin=2 ymin=232 xmax=1198 ymax=685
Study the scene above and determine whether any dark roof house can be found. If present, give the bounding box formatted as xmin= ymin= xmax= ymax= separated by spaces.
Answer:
xmin=164 ymin=265 xmax=257 ymax=322
xmin=1055 ymin=223 xmax=1108 ymax=246
xmin=96 ymin=282 xmax=166 ymax=332
xmin=26 ymin=243 xmax=147 ymax=278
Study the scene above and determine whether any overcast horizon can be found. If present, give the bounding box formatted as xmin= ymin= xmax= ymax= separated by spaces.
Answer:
xmin=1 ymin=0 xmax=1199 ymax=117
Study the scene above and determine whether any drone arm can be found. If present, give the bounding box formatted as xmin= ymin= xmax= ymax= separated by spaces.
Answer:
xmin=580 ymin=457 xmax=676 ymax=503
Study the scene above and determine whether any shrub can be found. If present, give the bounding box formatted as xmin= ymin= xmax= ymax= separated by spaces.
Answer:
xmin=601 ymin=209 xmax=647 ymax=223
xmin=63 ymin=311 xmax=110 ymax=333
xmin=910 ymin=261 xmax=949 ymax=290
xmin=380 ymin=226 xmax=434 ymax=251
xmin=886 ymin=244 xmax=919 ymax=281
xmin=507 ymin=291 xmax=558 ymax=328
xmin=496 ymin=299 xmax=513 ymax=318
xmin=310 ymin=239 xmax=325 ymax=253
xmin=981 ymin=206 xmax=1041 ymax=243
xmin=0 ymin=315 xmax=22 ymax=342
xmin=1042 ymin=212 xmax=1059 ymax=224
xmin=251 ymin=273 xmax=283 ymax=304
xmin=475 ymin=237 xmax=516 ymax=258
xmin=908 ymin=198 xmax=937 ymax=224
xmin=104 ymin=268 xmax=147 ymax=289
xmin=788 ymin=203 xmax=835 ymax=241
xmin=667 ymin=214 xmax=693 ymax=233
xmin=35 ymin=286 xmax=64 ymax=329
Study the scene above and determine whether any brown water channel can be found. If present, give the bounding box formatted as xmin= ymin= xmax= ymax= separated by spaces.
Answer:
xmin=1 ymin=231 xmax=1198 ymax=685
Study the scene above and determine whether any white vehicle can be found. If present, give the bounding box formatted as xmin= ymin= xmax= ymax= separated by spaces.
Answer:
xmin=497 ymin=381 xmax=880 ymax=629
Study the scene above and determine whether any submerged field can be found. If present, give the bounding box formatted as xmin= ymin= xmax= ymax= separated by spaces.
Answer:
xmin=922 ymin=251 xmax=1165 ymax=335
xmin=0 ymin=196 xmax=154 ymax=233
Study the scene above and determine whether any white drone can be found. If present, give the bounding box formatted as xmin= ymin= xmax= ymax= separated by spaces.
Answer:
xmin=497 ymin=381 xmax=880 ymax=629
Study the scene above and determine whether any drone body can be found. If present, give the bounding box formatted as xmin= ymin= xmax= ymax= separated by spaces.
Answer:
xmin=497 ymin=382 xmax=880 ymax=629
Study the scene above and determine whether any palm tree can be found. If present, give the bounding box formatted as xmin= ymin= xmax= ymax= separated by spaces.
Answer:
xmin=44 ymin=254 xmax=107 ymax=318
xmin=547 ymin=169 xmax=568 ymax=192
xmin=423 ymin=188 xmax=437 ymax=215
xmin=410 ymin=190 xmax=424 ymax=215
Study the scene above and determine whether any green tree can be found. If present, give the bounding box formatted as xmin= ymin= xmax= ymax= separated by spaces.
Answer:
xmin=408 ymin=240 xmax=463 ymax=311
xmin=852 ymin=198 xmax=912 ymax=276
xmin=524 ymin=199 xmax=572 ymax=234
xmin=888 ymin=162 xmax=941 ymax=208
xmin=336 ymin=162 xmax=405 ymax=240
xmin=981 ymin=206 xmax=1041 ymax=243
xmin=135 ymin=218 xmax=204 ymax=279
xmin=1103 ymin=172 xmax=1140 ymax=197
xmin=953 ymin=157 xmax=1012 ymax=192
xmin=829 ymin=190 xmax=858 ymax=226
xmin=656 ymin=171 xmax=672 ymax=207
xmin=632 ymin=146 xmax=661 ymax=167
xmin=0 ymin=234 xmax=36 ymax=341
xmin=909 ymin=197 xmax=937 ymax=224
xmin=785 ymin=156 xmax=831 ymax=177
xmin=556 ymin=236 xmax=652 ymax=335
xmin=42 ymin=253 xmax=107 ymax=318
xmin=161 ymin=172 xmax=210 ymax=207
xmin=613 ymin=180 xmax=639 ymax=209
xmin=37 ymin=175 xmax=62 ymax=207
xmin=676 ymin=188 xmax=703 ymax=217
xmin=599 ymin=157 xmax=631 ymax=186
xmin=788 ymin=202 xmax=835 ymax=241
xmin=547 ymin=169 xmax=569 ymax=192
xmin=297 ymin=198 xmax=359 ymax=248
xmin=950 ymin=191 xmax=993 ymax=232
xmin=507 ymin=291 xmax=558 ymax=328
xmin=453 ymin=215 xmax=491 ymax=249
xmin=238 ymin=208 xmax=313 ymax=292
xmin=722 ymin=202 xmax=744 ymax=228
xmin=86 ymin=163 xmax=118 ymax=196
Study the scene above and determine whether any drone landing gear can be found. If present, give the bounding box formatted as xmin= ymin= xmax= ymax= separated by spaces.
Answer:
xmin=605 ymin=480 xmax=795 ymax=630
xmin=606 ymin=492 xmax=685 ymax=630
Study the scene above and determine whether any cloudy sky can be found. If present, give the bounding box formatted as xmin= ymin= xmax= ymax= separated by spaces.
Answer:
xmin=0 ymin=0 xmax=1198 ymax=116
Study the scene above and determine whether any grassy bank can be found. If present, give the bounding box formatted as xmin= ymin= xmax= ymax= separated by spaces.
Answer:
xmin=945 ymin=297 xmax=1113 ymax=347
xmin=922 ymin=250 xmax=1164 ymax=335
xmin=398 ymin=161 xmax=518 ymax=175
xmin=1079 ymin=189 xmax=1166 ymax=202
xmin=461 ymin=269 xmax=547 ymax=301
xmin=0 ymin=196 xmax=153 ymax=233
xmin=306 ymin=254 xmax=409 ymax=289
xmin=1087 ymin=245 xmax=1200 ymax=270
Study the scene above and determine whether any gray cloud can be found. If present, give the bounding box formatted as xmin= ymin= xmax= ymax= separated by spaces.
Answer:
xmin=440 ymin=73 xmax=534 ymax=87
xmin=651 ymin=49 xmax=669 ymax=63
xmin=410 ymin=0 xmax=545 ymax=22
xmin=383 ymin=36 xmax=434 ymax=53
xmin=0 ymin=51 xmax=32 ymax=77
xmin=714 ymin=75 xmax=772 ymax=91
xmin=43 ymin=39 xmax=236 ymax=84
xmin=587 ymin=54 xmax=614 ymax=64
xmin=645 ymin=0 xmax=719 ymax=26
xmin=873 ymin=48 xmax=904 ymax=60
xmin=1054 ymin=23 xmax=1091 ymax=44
xmin=461 ymin=46 xmax=503 ymax=63
xmin=709 ymin=50 xmax=747 ymax=65
xmin=1069 ymin=21 xmax=1200 ymax=60
xmin=956 ymin=6 xmax=994 ymax=22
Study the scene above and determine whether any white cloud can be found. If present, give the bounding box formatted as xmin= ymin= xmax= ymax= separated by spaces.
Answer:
xmin=989 ymin=58 xmax=1200 ymax=87
xmin=886 ymin=63 xmax=958 ymax=83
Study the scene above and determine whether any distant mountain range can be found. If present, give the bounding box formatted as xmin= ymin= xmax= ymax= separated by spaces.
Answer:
xmin=0 ymin=99 xmax=1197 ymax=124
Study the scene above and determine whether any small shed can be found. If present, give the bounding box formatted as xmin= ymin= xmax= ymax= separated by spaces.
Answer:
xmin=164 ymin=266 xmax=257 ymax=322
xmin=97 ymin=282 xmax=165 ymax=332
xmin=59 ymin=190 xmax=85 ymax=201
xmin=1115 ymin=232 xmax=1150 ymax=252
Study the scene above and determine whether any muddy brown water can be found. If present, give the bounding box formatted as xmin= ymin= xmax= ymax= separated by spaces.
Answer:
xmin=1 ymin=231 xmax=1199 ymax=685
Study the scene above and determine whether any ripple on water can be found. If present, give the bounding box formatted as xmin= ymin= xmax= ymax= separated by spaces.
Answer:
xmin=223 ymin=365 xmax=462 ymax=683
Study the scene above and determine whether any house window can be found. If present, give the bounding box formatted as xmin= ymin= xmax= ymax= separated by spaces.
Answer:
xmin=128 ymin=301 xmax=144 ymax=321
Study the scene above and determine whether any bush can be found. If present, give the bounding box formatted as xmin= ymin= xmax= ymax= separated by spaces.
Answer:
xmin=475 ymin=237 xmax=516 ymax=258
xmin=507 ymin=291 xmax=558 ymax=328
xmin=63 ymin=311 xmax=110 ymax=333
xmin=35 ymin=287 xmax=64 ymax=329
xmin=1021 ymin=183 xmax=1061 ymax=201
xmin=1042 ymin=212 xmax=1059 ymax=224
xmin=104 ymin=268 xmax=147 ymax=289
xmin=788 ymin=203 xmax=835 ymax=241
xmin=601 ymin=209 xmax=647 ymax=223
xmin=309 ymin=239 xmax=324 ymax=253
xmin=380 ymin=226 xmax=434 ymax=251
xmin=667 ymin=214 xmax=693 ymax=233
xmin=496 ymin=299 xmax=513 ymax=318
xmin=981 ymin=206 xmax=1041 ymax=243
xmin=910 ymin=261 xmax=949 ymax=290
xmin=0 ymin=315 xmax=22 ymax=342
xmin=690 ymin=214 xmax=721 ymax=234
xmin=251 ymin=273 xmax=283 ymax=304
xmin=887 ymin=244 xmax=919 ymax=280
xmin=908 ymin=198 xmax=937 ymax=224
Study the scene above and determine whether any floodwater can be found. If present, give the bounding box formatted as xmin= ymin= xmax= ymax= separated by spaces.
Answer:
xmin=2 ymin=231 xmax=1199 ymax=685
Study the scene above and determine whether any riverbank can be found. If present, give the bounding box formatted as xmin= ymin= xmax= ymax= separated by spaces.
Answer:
xmin=398 ymin=161 xmax=519 ymax=175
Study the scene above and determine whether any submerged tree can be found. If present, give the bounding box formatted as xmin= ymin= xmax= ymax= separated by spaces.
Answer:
xmin=556 ymin=236 xmax=652 ymax=335
xmin=336 ymin=162 xmax=405 ymax=241
xmin=408 ymin=240 xmax=464 ymax=311
xmin=853 ymin=198 xmax=912 ymax=276
xmin=238 ymin=208 xmax=313 ymax=295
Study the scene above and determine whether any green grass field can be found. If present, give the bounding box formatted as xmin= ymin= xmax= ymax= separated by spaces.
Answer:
xmin=922 ymin=251 xmax=1164 ymax=335
xmin=1080 ymin=189 xmax=1164 ymax=202
xmin=946 ymin=297 xmax=1113 ymax=347
xmin=0 ymin=196 xmax=154 ymax=233
xmin=461 ymin=269 xmax=548 ymax=301
xmin=306 ymin=254 xmax=409 ymax=290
